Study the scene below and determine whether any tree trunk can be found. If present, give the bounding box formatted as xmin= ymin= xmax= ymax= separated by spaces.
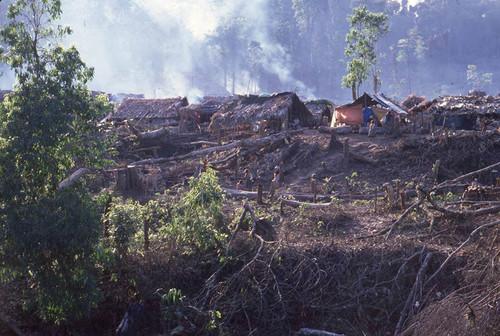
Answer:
xmin=328 ymin=129 xmax=342 ymax=151
xmin=114 ymin=166 xmax=143 ymax=192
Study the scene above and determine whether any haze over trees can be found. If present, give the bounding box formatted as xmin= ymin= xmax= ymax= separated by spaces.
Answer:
xmin=0 ymin=0 xmax=497 ymax=101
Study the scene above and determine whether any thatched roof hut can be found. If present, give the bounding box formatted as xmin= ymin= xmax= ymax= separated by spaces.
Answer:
xmin=306 ymin=99 xmax=336 ymax=126
xmin=402 ymin=94 xmax=425 ymax=110
xmin=109 ymin=97 xmax=188 ymax=125
xmin=426 ymin=95 xmax=500 ymax=118
xmin=409 ymin=95 xmax=500 ymax=130
xmin=209 ymin=92 xmax=314 ymax=132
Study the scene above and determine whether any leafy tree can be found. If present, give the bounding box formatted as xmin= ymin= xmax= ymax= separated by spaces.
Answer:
xmin=206 ymin=17 xmax=249 ymax=95
xmin=396 ymin=26 xmax=427 ymax=94
xmin=0 ymin=0 xmax=112 ymax=323
xmin=246 ymin=40 xmax=264 ymax=94
xmin=466 ymin=64 xmax=493 ymax=92
xmin=342 ymin=5 xmax=388 ymax=100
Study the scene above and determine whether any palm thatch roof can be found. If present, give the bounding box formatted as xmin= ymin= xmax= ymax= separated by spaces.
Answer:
xmin=179 ymin=104 xmax=203 ymax=121
xmin=110 ymin=97 xmax=188 ymax=121
xmin=426 ymin=95 xmax=500 ymax=117
xmin=209 ymin=92 xmax=314 ymax=129
xmin=402 ymin=94 xmax=425 ymax=110
xmin=306 ymin=99 xmax=336 ymax=124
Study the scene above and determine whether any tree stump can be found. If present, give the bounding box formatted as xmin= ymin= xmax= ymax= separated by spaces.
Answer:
xmin=383 ymin=183 xmax=395 ymax=208
xmin=278 ymin=161 xmax=285 ymax=186
xmin=257 ymin=184 xmax=264 ymax=205
xmin=432 ymin=159 xmax=441 ymax=184
xmin=114 ymin=166 xmax=143 ymax=192
xmin=269 ymin=178 xmax=277 ymax=202
xmin=311 ymin=175 xmax=318 ymax=203
xmin=328 ymin=128 xmax=342 ymax=151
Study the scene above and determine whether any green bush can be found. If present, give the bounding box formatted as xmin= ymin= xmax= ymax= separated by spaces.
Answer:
xmin=105 ymin=197 xmax=143 ymax=259
xmin=159 ymin=167 xmax=228 ymax=252
xmin=0 ymin=184 xmax=102 ymax=323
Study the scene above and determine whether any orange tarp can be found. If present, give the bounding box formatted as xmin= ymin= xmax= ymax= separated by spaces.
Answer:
xmin=335 ymin=105 xmax=364 ymax=125
xmin=333 ymin=104 xmax=388 ymax=126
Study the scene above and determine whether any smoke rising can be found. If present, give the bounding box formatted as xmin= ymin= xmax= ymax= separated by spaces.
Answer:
xmin=1 ymin=0 xmax=500 ymax=102
xmin=57 ymin=0 xmax=315 ymax=100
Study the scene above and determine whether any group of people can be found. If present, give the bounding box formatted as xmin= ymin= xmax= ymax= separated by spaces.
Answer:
xmin=363 ymin=105 xmax=401 ymax=137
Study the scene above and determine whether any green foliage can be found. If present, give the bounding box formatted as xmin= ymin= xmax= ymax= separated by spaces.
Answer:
xmin=105 ymin=197 xmax=143 ymax=259
xmin=0 ymin=183 xmax=102 ymax=323
xmin=0 ymin=0 xmax=111 ymax=323
xmin=466 ymin=64 xmax=493 ymax=91
xmin=157 ymin=288 xmax=187 ymax=332
xmin=342 ymin=5 xmax=389 ymax=98
xmin=159 ymin=167 xmax=228 ymax=252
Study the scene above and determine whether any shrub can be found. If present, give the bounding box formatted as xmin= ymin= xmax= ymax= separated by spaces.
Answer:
xmin=159 ymin=167 xmax=228 ymax=252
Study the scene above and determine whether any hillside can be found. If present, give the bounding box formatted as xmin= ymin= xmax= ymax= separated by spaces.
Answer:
xmin=1 ymin=122 xmax=499 ymax=336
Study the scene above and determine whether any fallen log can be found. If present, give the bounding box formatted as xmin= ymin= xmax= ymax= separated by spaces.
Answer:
xmin=130 ymin=131 xmax=297 ymax=166
xmin=59 ymin=168 xmax=92 ymax=189
xmin=274 ymin=140 xmax=301 ymax=167
xmin=131 ymin=139 xmax=242 ymax=165
xmin=280 ymin=198 xmax=335 ymax=209
xmin=292 ymin=143 xmax=319 ymax=168
xmin=188 ymin=141 xmax=220 ymax=147
xmin=222 ymin=187 xmax=335 ymax=202
xmin=136 ymin=127 xmax=169 ymax=141
xmin=421 ymin=187 xmax=500 ymax=217
xmin=433 ymin=161 xmax=500 ymax=190
xmin=425 ymin=219 xmax=500 ymax=287
xmin=350 ymin=151 xmax=378 ymax=165
xmin=394 ymin=252 xmax=433 ymax=336
xmin=299 ymin=328 xmax=346 ymax=336
xmin=130 ymin=146 xmax=161 ymax=158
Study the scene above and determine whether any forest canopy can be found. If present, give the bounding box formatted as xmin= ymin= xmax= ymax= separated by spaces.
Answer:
xmin=0 ymin=0 xmax=497 ymax=101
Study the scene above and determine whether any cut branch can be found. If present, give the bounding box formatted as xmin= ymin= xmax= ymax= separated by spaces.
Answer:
xmin=394 ymin=252 xmax=433 ymax=336
xmin=433 ymin=161 xmax=500 ymax=190
xmin=425 ymin=220 xmax=500 ymax=286
xmin=385 ymin=195 xmax=425 ymax=239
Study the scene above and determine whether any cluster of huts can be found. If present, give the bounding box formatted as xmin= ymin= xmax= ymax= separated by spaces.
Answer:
xmin=0 ymin=87 xmax=497 ymax=135
xmin=107 ymin=92 xmax=334 ymax=135
xmin=107 ymin=89 xmax=500 ymax=136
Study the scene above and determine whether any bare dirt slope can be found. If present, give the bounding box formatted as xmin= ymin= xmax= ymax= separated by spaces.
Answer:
xmin=1 ymin=126 xmax=499 ymax=336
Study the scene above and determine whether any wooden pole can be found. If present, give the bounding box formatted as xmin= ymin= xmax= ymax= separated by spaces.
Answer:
xmin=269 ymin=178 xmax=276 ymax=202
xmin=400 ymin=190 xmax=406 ymax=210
xmin=311 ymin=175 xmax=318 ymax=203
xmin=257 ymin=183 xmax=264 ymax=205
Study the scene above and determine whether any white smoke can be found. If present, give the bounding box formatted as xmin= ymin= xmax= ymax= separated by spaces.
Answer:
xmin=58 ymin=0 xmax=316 ymax=99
